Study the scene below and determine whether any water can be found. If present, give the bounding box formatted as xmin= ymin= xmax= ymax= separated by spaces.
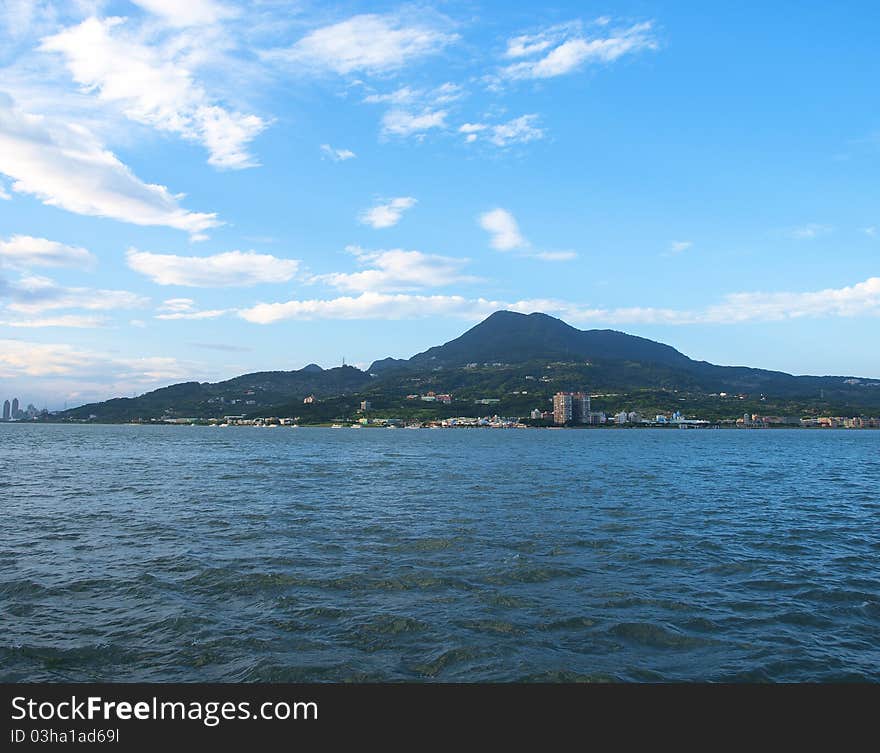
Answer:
xmin=1 ymin=424 xmax=878 ymax=682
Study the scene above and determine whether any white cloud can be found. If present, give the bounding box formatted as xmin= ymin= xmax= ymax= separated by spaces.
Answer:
xmin=0 ymin=98 xmax=220 ymax=236
xmin=381 ymin=109 xmax=447 ymax=137
xmin=366 ymin=83 xmax=460 ymax=139
xmin=265 ymin=13 xmax=458 ymax=75
xmin=791 ymin=223 xmax=832 ymax=239
xmin=459 ymin=122 xmax=485 ymax=143
xmin=320 ymin=144 xmax=356 ymax=161
xmin=126 ymin=249 xmax=300 ymax=287
xmin=359 ymin=197 xmax=417 ymax=229
xmin=155 ymin=308 xmax=227 ymax=320
xmin=154 ymin=296 xmax=226 ymax=319
xmin=238 ymin=278 xmax=880 ymax=326
xmin=41 ymin=17 xmax=267 ymax=169
xmin=702 ymin=277 xmax=880 ymax=323
xmin=532 ymin=251 xmax=578 ymax=262
xmin=363 ymin=87 xmax=421 ymax=105
xmin=130 ymin=0 xmax=238 ymax=28
xmin=315 ymin=246 xmax=474 ymax=292
xmin=0 ymin=182 xmax=9 ymax=200
xmin=461 ymin=115 xmax=544 ymax=147
xmin=2 ymin=274 xmax=148 ymax=315
xmin=501 ymin=21 xmax=658 ymax=80
xmin=158 ymin=297 xmax=197 ymax=313
xmin=0 ymin=314 xmax=107 ymax=328
xmin=364 ymin=82 xmax=462 ymax=105
xmin=0 ymin=235 xmax=95 ymax=269
xmin=480 ymin=208 xmax=528 ymax=250
xmin=487 ymin=114 xmax=544 ymax=147
xmin=505 ymin=24 xmax=574 ymax=59
xmin=0 ymin=339 xmax=190 ymax=386
xmin=239 ymin=292 xmax=496 ymax=324
xmin=479 ymin=208 xmax=574 ymax=261
xmin=668 ymin=240 xmax=693 ymax=255
xmin=864 ymin=226 xmax=877 ymax=238
xmin=0 ymin=339 xmax=98 ymax=377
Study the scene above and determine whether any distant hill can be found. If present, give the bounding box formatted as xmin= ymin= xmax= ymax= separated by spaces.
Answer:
xmin=63 ymin=365 xmax=371 ymax=422
xmin=62 ymin=310 xmax=880 ymax=421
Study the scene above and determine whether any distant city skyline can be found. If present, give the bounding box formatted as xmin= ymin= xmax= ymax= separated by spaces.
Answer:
xmin=0 ymin=395 xmax=42 ymax=421
xmin=2 ymin=2 xmax=879 ymax=409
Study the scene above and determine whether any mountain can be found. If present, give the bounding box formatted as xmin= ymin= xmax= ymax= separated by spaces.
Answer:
xmin=61 ymin=311 xmax=880 ymax=421
xmin=370 ymin=311 xmax=692 ymax=371
xmin=367 ymin=310 xmax=880 ymax=400
xmin=63 ymin=364 xmax=371 ymax=422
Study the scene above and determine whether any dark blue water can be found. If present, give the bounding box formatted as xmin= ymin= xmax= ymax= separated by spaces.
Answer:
xmin=1 ymin=424 xmax=878 ymax=682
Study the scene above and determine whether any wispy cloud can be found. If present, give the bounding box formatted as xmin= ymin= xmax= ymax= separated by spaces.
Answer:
xmin=500 ymin=20 xmax=658 ymax=81
xmin=127 ymin=249 xmax=300 ymax=287
xmin=155 ymin=297 xmax=227 ymax=320
xmin=791 ymin=223 xmax=832 ymax=239
xmin=188 ymin=342 xmax=252 ymax=352
xmin=364 ymin=82 xmax=462 ymax=106
xmin=532 ymin=251 xmax=578 ymax=262
xmin=0 ymin=314 xmax=108 ymax=328
xmin=0 ymin=97 xmax=220 ymax=237
xmin=41 ymin=16 xmax=267 ymax=169
xmin=2 ymin=274 xmax=147 ymax=315
xmin=478 ymin=207 xmax=574 ymax=261
xmin=320 ymin=143 xmax=356 ymax=161
xmin=459 ymin=114 xmax=544 ymax=147
xmin=667 ymin=240 xmax=693 ymax=255
xmin=381 ymin=109 xmax=447 ymax=138
xmin=237 ymin=277 xmax=880 ymax=325
xmin=0 ymin=339 xmax=191 ymax=389
xmin=130 ymin=0 xmax=238 ymax=28
xmin=358 ymin=197 xmax=417 ymax=229
xmin=314 ymin=245 xmax=475 ymax=293
xmin=0 ymin=234 xmax=95 ymax=269
xmin=263 ymin=13 xmax=458 ymax=76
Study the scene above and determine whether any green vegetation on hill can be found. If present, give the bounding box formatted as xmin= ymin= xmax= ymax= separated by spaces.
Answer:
xmin=57 ymin=311 xmax=880 ymax=423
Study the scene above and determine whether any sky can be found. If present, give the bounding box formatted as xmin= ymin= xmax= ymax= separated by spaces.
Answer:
xmin=1 ymin=0 xmax=879 ymax=409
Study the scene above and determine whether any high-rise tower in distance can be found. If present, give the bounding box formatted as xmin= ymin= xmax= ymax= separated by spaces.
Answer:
xmin=553 ymin=392 xmax=591 ymax=425
xmin=11 ymin=397 xmax=19 ymax=419
xmin=2 ymin=400 xmax=9 ymax=421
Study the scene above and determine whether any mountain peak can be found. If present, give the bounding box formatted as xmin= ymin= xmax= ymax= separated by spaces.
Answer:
xmin=373 ymin=309 xmax=691 ymax=370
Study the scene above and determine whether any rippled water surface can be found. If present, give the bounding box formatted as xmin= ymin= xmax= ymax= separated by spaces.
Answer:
xmin=1 ymin=424 xmax=879 ymax=682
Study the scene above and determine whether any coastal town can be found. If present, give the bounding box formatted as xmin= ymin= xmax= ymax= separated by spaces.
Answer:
xmin=91 ymin=389 xmax=880 ymax=430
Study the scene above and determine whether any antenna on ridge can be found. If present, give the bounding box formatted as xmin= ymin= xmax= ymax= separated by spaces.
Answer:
xmin=342 ymin=356 xmax=346 ymax=367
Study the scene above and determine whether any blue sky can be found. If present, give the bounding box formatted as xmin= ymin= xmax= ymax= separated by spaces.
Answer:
xmin=1 ymin=1 xmax=878 ymax=408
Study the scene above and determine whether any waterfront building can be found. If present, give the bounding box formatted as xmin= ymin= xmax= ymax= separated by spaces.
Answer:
xmin=11 ymin=397 xmax=20 ymax=419
xmin=553 ymin=393 xmax=572 ymax=424
xmin=553 ymin=392 xmax=591 ymax=425
xmin=303 ymin=395 xmax=315 ymax=404
xmin=2 ymin=400 xmax=8 ymax=421
xmin=359 ymin=400 xmax=372 ymax=411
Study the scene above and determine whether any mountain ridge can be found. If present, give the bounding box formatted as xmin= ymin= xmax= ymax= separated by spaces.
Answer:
xmin=60 ymin=310 xmax=880 ymax=421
